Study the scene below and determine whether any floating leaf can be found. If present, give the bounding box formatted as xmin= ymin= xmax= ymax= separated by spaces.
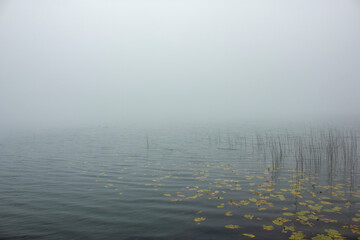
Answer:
xmin=289 ymin=231 xmax=306 ymax=240
xmin=163 ymin=194 xmax=171 ymax=197
xmin=225 ymin=211 xmax=233 ymax=216
xmin=225 ymin=224 xmax=240 ymax=229
xmin=263 ymin=225 xmax=274 ymax=231
xmin=320 ymin=218 xmax=338 ymax=223
xmin=324 ymin=229 xmax=344 ymax=239
xmin=194 ymin=217 xmax=206 ymax=222
xmin=243 ymin=233 xmax=255 ymax=238
xmin=283 ymin=212 xmax=295 ymax=216
xmin=273 ymin=217 xmax=290 ymax=226
xmin=244 ymin=214 xmax=254 ymax=220
xmin=308 ymin=204 xmax=323 ymax=212
xmin=217 ymin=203 xmax=225 ymax=208
xmin=296 ymin=215 xmax=308 ymax=221
xmin=282 ymin=225 xmax=295 ymax=233
xmin=311 ymin=234 xmax=332 ymax=240
xmin=324 ymin=206 xmax=342 ymax=212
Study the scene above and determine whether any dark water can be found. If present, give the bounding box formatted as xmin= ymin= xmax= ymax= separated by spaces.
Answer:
xmin=0 ymin=126 xmax=359 ymax=239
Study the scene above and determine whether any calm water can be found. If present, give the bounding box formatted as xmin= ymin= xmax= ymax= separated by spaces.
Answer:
xmin=0 ymin=126 xmax=359 ymax=239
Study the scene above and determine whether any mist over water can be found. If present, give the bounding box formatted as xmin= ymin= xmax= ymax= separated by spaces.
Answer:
xmin=1 ymin=0 xmax=360 ymax=129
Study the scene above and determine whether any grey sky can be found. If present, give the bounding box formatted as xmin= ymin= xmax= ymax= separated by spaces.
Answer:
xmin=1 ymin=0 xmax=359 ymax=128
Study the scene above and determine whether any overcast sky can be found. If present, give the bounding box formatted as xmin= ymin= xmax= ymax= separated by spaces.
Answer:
xmin=0 ymin=0 xmax=359 ymax=129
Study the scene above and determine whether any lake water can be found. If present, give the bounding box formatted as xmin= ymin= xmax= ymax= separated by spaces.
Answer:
xmin=0 ymin=126 xmax=359 ymax=239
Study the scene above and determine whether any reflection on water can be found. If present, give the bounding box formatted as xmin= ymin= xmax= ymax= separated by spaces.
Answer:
xmin=0 ymin=126 xmax=359 ymax=239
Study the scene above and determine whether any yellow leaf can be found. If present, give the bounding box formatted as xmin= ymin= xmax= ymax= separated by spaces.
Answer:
xmin=311 ymin=234 xmax=332 ymax=240
xmin=296 ymin=215 xmax=308 ymax=221
xmin=225 ymin=224 xmax=240 ymax=229
xmin=194 ymin=217 xmax=206 ymax=222
xmin=244 ymin=214 xmax=254 ymax=220
xmin=324 ymin=229 xmax=344 ymax=239
xmin=263 ymin=225 xmax=274 ymax=230
xmin=289 ymin=231 xmax=306 ymax=240
xmin=225 ymin=211 xmax=233 ymax=216
xmin=163 ymin=194 xmax=171 ymax=197
xmin=272 ymin=217 xmax=291 ymax=226
xmin=283 ymin=212 xmax=295 ymax=216
xmin=243 ymin=233 xmax=255 ymax=238
xmin=324 ymin=206 xmax=341 ymax=212
xmin=282 ymin=225 xmax=295 ymax=233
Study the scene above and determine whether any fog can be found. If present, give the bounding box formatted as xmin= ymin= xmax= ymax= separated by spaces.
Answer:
xmin=1 ymin=0 xmax=359 ymax=129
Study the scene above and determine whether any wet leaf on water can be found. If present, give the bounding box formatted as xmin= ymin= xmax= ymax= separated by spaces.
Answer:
xmin=308 ymin=204 xmax=323 ymax=212
xmin=290 ymin=189 xmax=303 ymax=198
xmin=225 ymin=211 xmax=233 ymax=216
xmin=283 ymin=212 xmax=295 ymax=216
xmin=300 ymin=220 xmax=314 ymax=227
xmin=324 ymin=229 xmax=345 ymax=240
xmin=308 ymin=214 xmax=319 ymax=221
xmin=289 ymin=231 xmax=306 ymax=240
xmin=243 ymin=233 xmax=255 ymax=238
xmin=244 ymin=214 xmax=254 ymax=220
xmin=296 ymin=215 xmax=308 ymax=221
xmin=311 ymin=234 xmax=332 ymax=240
xmin=272 ymin=217 xmax=290 ymax=226
xmin=194 ymin=217 xmax=206 ymax=222
xmin=163 ymin=194 xmax=171 ymax=197
xmin=323 ymin=206 xmax=342 ymax=212
xmin=282 ymin=225 xmax=295 ymax=233
xmin=263 ymin=225 xmax=274 ymax=230
xmin=225 ymin=224 xmax=240 ymax=229
xmin=217 ymin=203 xmax=225 ymax=208
xmin=320 ymin=218 xmax=338 ymax=223
xmin=270 ymin=194 xmax=285 ymax=201
xmin=240 ymin=200 xmax=250 ymax=206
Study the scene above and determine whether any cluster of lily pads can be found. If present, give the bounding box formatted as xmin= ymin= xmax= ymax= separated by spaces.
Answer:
xmin=94 ymin=128 xmax=359 ymax=239
xmin=147 ymin=165 xmax=360 ymax=239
